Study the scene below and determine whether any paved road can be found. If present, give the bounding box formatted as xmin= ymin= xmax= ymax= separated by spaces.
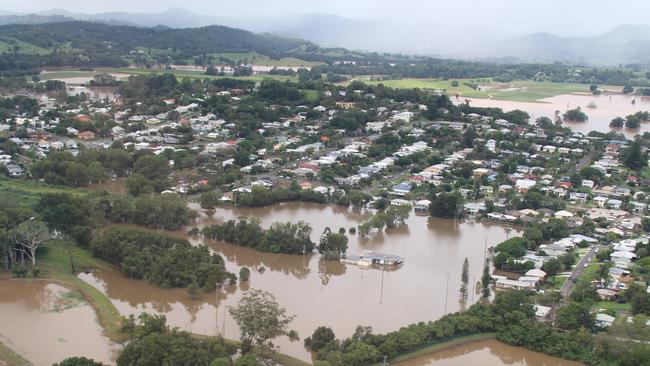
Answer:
xmin=575 ymin=147 xmax=601 ymax=171
xmin=559 ymin=245 xmax=603 ymax=301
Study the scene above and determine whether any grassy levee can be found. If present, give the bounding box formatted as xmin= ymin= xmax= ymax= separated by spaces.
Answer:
xmin=1 ymin=177 xmax=306 ymax=365
xmin=370 ymin=333 xmax=497 ymax=365
xmin=0 ymin=340 xmax=31 ymax=366
xmin=270 ymin=353 xmax=311 ymax=366
xmin=38 ymin=246 xmax=303 ymax=365
xmin=39 ymin=245 xmax=127 ymax=343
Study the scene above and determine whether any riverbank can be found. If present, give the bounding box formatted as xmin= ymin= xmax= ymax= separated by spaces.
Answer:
xmin=0 ymin=339 xmax=31 ymax=366
xmin=39 ymin=246 xmax=126 ymax=343
xmin=5 ymin=245 xmax=306 ymax=366
xmin=371 ymin=333 xmax=497 ymax=365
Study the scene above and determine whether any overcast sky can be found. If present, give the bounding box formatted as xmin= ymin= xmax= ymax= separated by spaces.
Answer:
xmin=4 ymin=0 xmax=650 ymax=37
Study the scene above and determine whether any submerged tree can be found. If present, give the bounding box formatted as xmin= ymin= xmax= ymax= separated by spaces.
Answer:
xmin=460 ymin=258 xmax=469 ymax=302
xmin=318 ymin=227 xmax=349 ymax=260
xmin=229 ymin=289 xmax=295 ymax=358
xmin=481 ymin=258 xmax=491 ymax=299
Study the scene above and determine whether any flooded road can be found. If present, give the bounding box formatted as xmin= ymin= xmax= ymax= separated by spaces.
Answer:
xmin=458 ymin=93 xmax=650 ymax=137
xmin=394 ymin=339 xmax=583 ymax=366
xmin=81 ymin=202 xmax=520 ymax=362
xmin=0 ymin=280 xmax=118 ymax=366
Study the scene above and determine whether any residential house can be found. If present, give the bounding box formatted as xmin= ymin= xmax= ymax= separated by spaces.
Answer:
xmin=595 ymin=314 xmax=615 ymax=328
xmin=78 ymin=131 xmax=95 ymax=140
xmin=414 ymin=200 xmax=431 ymax=215
xmin=391 ymin=182 xmax=412 ymax=196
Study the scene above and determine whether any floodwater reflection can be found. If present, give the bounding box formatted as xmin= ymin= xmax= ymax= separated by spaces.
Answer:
xmin=0 ymin=280 xmax=118 ymax=366
xmin=79 ymin=202 xmax=521 ymax=361
xmin=394 ymin=339 xmax=583 ymax=366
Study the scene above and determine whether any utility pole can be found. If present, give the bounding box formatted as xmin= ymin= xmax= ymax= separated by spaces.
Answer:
xmin=222 ymin=305 xmax=227 ymax=338
xmin=472 ymin=276 xmax=476 ymax=301
xmin=215 ymin=282 xmax=219 ymax=337
xmin=444 ymin=272 xmax=450 ymax=314
xmin=483 ymin=237 xmax=488 ymax=262
xmin=379 ymin=266 xmax=385 ymax=304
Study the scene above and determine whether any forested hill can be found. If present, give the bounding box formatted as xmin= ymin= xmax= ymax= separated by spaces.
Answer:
xmin=0 ymin=21 xmax=313 ymax=56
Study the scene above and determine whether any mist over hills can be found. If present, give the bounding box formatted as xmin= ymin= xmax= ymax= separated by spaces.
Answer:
xmin=2 ymin=7 xmax=650 ymax=65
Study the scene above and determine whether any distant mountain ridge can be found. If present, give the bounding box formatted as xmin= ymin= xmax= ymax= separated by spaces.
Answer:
xmin=1 ymin=8 xmax=650 ymax=65
xmin=496 ymin=25 xmax=650 ymax=65
xmin=33 ymin=8 xmax=240 ymax=29
xmin=0 ymin=21 xmax=317 ymax=58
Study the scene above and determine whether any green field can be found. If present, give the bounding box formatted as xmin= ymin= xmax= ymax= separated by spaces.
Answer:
xmin=0 ymin=37 xmax=49 ymax=55
xmin=39 ymin=67 xmax=300 ymax=83
xmin=545 ymin=276 xmax=568 ymax=290
xmin=593 ymin=301 xmax=632 ymax=312
xmin=0 ymin=178 xmax=92 ymax=206
xmin=97 ymin=67 xmax=298 ymax=82
xmin=214 ymin=52 xmax=323 ymax=67
xmin=39 ymin=71 xmax=100 ymax=80
xmin=581 ymin=263 xmax=602 ymax=280
xmin=352 ymin=78 xmax=590 ymax=102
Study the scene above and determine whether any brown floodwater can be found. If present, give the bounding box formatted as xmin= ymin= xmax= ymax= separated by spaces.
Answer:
xmin=394 ymin=339 xmax=583 ymax=366
xmin=0 ymin=280 xmax=118 ymax=366
xmin=88 ymin=178 xmax=128 ymax=196
xmin=457 ymin=93 xmax=650 ymax=137
xmin=79 ymin=202 xmax=526 ymax=362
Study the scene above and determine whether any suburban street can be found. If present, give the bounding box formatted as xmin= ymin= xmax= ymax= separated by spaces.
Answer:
xmin=559 ymin=245 xmax=604 ymax=301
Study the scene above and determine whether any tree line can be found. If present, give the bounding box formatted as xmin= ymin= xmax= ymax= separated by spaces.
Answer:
xmin=92 ymin=227 xmax=235 ymax=290
xmin=305 ymin=290 xmax=650 ymax=366
xmin=201 ymin=218 xmax=315 ymax=255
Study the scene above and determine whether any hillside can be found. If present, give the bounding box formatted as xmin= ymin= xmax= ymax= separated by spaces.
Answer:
xmin=494 ymin=25 xmax=650 ymax=65
xmin=0 ymin=21 xmax=313 ymax=56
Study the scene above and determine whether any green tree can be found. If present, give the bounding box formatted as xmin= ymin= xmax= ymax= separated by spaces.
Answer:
xmin=429 ymin=192 xmax=463 ymax=218
xmin=305 ymin=326 xmax=336 ymax=351
xmin=133 ymin=154 xmax=170 ymax=180
xmin=624 ymin=139 xmax=646 ymax=170
xmin=460 ymin=257 xmax=469 ymax=301
xmin=541 ymin=258 xmax=562 ymax=284
xmin=62 ymin=161 xmax=90 ymax=187
xmin=104 ymin=149 xmax=132 ymax=176
xmin=481 ymin=258 xmax=491 ymax=299
xmin=234 ymin=355 xmax=260 ymax=366
xmin=229 ymin=289 xmax=295 ymax=357
xmin=126 ymin=173 xmax=153 ymax=197
xmin=200 ymin=191 xmax=220 ymax=209
xmin=318 ymin=228 xmax=349 ymax=259
xmin=643 ymin=218 xmax=650 ymax=233
xmin=523 ymin=227 xmax=543 ymax=248
xmin=462 ymin=126 xmax=477 ymax=148
xmin=53 ymin=357 xmax=105 ymax=366
xmin=87 ymin=161 xmax=108 ymax=183
xmin=563 ymin=107 xmax=588 ymax=122
xmin=239 ymin=267 xmax=251 ymax=282
xmin=556 ymin=302 xmax=595 ymax=331
xmin=610 ymin=116 xmax=625 ymax=128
